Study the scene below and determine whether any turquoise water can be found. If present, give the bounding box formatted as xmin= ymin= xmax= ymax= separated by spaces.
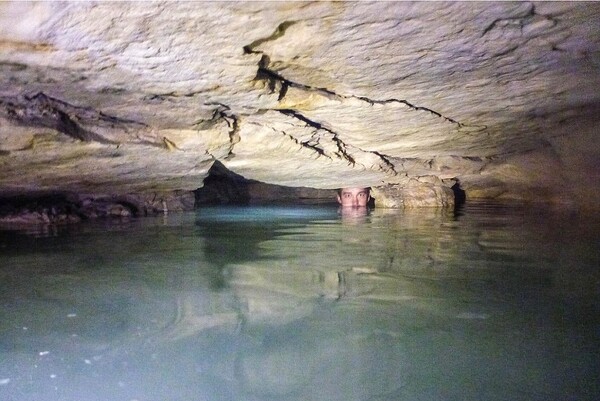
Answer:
xmin=0 ymin=202 xmax=598 ymax=401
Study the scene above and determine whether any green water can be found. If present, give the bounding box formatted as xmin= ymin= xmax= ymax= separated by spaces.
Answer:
xmin=0 ymin=202 xmax=598 ymax=401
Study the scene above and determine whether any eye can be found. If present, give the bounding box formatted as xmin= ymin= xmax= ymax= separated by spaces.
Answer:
xmin=358 ymin=193 xmax=366 ymax=198
xmin=343 ymin=193 xmax=352 ymax=198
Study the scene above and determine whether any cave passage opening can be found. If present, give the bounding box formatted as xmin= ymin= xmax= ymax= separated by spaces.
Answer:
xmin=194 ymin=161 xmax=340 ymax=207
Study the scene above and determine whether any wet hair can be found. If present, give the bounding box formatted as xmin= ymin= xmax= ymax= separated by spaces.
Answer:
xmin=337 ymin=187 xmax=371 ymax=195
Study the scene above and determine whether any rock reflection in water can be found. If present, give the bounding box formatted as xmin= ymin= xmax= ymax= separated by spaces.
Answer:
xmin=0 ymin=204 xmax=598 ymax=401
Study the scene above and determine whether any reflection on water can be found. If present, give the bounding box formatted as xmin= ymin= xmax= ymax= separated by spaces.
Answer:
xmin=0 ymin=202 xmax=599 ymax=401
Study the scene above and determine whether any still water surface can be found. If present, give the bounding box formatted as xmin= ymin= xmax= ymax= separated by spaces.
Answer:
xmin=0 ymin=202 xmax=599 ymax=401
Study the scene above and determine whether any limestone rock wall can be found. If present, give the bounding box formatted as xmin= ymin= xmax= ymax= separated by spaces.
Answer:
xmin=372 ymin=177 xmax=457 ymax=209
xmin=0 ymin=2 xmax=599 ymax=208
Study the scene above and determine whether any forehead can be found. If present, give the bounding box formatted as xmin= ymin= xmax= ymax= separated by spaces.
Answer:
xmin=341 ymin=188 xmax=369 ymax=195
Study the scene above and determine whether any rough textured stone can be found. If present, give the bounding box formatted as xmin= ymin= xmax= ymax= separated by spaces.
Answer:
xmin=372 ymin=177 xmax=457 ymax=209
xmin=0 ymin=2 xmax=599 ymax=208
xmin=0 ymin=191 xmax=196 ymax=226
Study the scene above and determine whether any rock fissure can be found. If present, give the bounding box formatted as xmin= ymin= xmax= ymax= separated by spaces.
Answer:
xmin=255 ymin=58 xmax=290 ymax=101
xmin=481 ymin=4 xmax=559 ymax=38
xmin=242 ymin=22 xmax=469 ymax=128
xmin=370 ymin=150 xmax=399 ymax=175
xmin=0 ymin=92 xmax=161 ymax=148
xmin=278 ymin=108 xmax=398 ymax=174
xmin=241 ymin=21 xmax=478 ymax=170
xmin=200 ymin=102 xmax=240 ymax=158
xmin=243 ymin=21 xmax=299 ymax=55
xmin=278 ymin=109 xmax=356 ymax=165
xmin=482 ymin=3 xmax=535 ymax=37
xmin=143 ymin=88 xmax=216 ymax=101
xmin=251 ymin=50 xmax=467 ymax=129
xmin=0 ymin=93 xmax=116 ymax=144
xmin=282 ymin=130 xmax=330 ymax=160
xmin=354 ymin=96 xmax=463 ymax=127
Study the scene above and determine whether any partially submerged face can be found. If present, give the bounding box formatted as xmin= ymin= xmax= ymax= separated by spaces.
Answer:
xmin=337 ymin=187 xmax=371 ymax=208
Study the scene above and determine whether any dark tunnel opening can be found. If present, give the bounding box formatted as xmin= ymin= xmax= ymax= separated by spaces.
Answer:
xmin=451 ymin=181 xmax=466 ymax=213
xmin=194 ymin=161 xmax=339 ymax=207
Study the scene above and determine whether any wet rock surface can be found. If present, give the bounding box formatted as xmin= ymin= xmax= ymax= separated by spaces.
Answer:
xmin=0 ymin=191 xmax=195 ymax=226
xmin=0 ymin=2 xmax=599 ymax=208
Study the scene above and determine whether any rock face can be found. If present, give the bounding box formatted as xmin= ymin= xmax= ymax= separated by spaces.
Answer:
xmin=0 ymin=2 xmax=599 ymax=208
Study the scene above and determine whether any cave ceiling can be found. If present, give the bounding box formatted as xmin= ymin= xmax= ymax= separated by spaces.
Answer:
xmin=0 ymin=1 xmax=599 ymax=205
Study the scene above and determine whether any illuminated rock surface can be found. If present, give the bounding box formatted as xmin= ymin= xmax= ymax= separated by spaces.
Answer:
xmin=0 ymin=2 xmax=599 ymax=208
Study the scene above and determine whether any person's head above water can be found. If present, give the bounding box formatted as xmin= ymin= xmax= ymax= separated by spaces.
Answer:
xmin=337 ymin=187 xmax=371 ymax=208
